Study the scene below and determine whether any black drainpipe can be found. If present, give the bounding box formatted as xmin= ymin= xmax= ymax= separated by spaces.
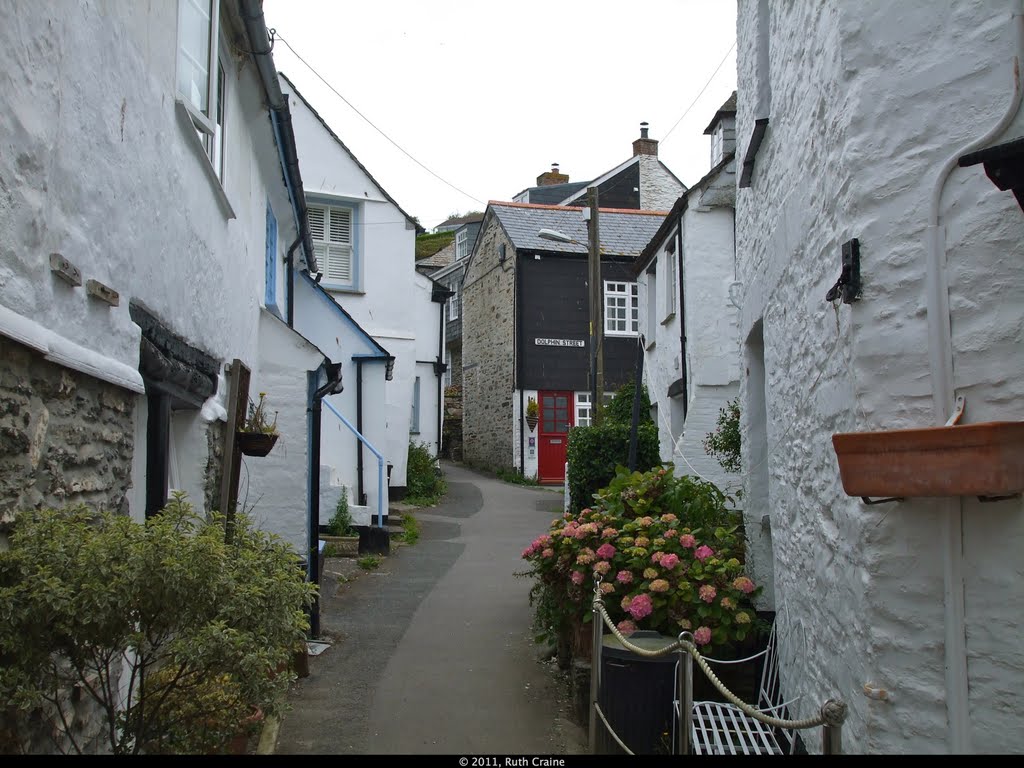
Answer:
xmin=676 ymin=219 xmax=688 ymax=419
xmin=286 ymin=235 xmax=302 ymax=328
xmin=356 ymin=358 xmax=366 ymax=506
xmin=436 ymin=296 xmax=445 ymax=457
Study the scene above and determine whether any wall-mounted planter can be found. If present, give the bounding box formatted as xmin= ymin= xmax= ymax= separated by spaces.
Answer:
xmin=237 ymin=432 xmax=279 ymax=457
xmin=832 ymin=421 xmax=1024 ymax=499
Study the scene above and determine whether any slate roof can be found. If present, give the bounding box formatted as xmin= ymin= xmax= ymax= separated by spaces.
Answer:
xmin=704 ymin=90 xmax=738 ymax=135
xmin=513 ymin=180 xmax=591 ymax=205
xmin=434 ymin=212 xmax=485 ymax=231
xmin=489 ymin=201 xmax=667 ymax=258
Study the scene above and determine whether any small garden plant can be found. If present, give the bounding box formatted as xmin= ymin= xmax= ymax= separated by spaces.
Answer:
xmin=404 ymin=441 xmax=447 ymax=506
xmin=327 ymin=488 xmax=354 ymax=536
xmin=357 ymin=554 xmax=382 ymax=571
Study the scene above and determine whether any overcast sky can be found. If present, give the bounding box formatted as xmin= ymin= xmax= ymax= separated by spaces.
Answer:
xmin=263 ymin=0 xmax=738 ymax=231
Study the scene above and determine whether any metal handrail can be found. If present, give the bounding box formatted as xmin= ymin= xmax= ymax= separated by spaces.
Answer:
xmin=322 ymin=399 xmax=385 ymax=528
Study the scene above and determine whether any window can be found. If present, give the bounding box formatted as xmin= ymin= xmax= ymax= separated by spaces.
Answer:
xmin=711 ymin=122 xmax=724 ymax=167
xmin=665 ymin=251 xmax=677 ymax=319
xmin=575 ymin=393 xmax=592 ymax=427
xmin=604 ymin=281 xmax=639 ymax=336
xmin=177 ymin=0 xmax=219 ymax=138
xmin=411 ymin=376 xmax=421 ymax=434
xmin=449 ymin=280 xmax=459 ymax=320
xmin=308 ymin=204 xmax=354 ymax=287
xmin=265 ymin=200 xmax=278 ymax=310
xmin=445 ymin=352 xmax=452 ymax=388
xmin=646 ymin=266 xmax=658 ymax=341
xmin=456 ymin=229 xmax=469 ymax=260
xmin=208 ymin=57 xmax=226 ymax=180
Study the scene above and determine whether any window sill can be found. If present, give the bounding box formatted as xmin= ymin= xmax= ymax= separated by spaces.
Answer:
xmin=605 ymin=332 xmax=640 ymax=339
xmin=321 ymin=283 xmax=363 ymax=295
xmin=661 ymin=312 xmax=676 ymax=325
xmin=175 ymin=99 xmax=235 ymax=220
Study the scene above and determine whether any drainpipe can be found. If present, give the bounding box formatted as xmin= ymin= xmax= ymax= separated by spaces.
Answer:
xmin=286 ymin=235 xmax=302 ymax=327
xmin=436 ymin=295 xmax=445 ymax=457
xmin=676 ymin=214 xmax=688 ymax=418
xmin=924 ymin=8 xmax=1023 ymax=752
xmin=356 ymin=358 xmax=366 ymax=506
xmin=307 ymin=361 xmax=344 ymax=638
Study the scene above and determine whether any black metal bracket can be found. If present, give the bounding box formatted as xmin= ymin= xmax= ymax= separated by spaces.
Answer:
xmin=959 ymin=136 xmax=1024 ymax=212
xmin=861 ymin=496 xmax=904 ymax=506
xmin=826 ymin=238 xmax=862 ymax=304
xmin=978 ymin=493 xmax=1021 ymax=503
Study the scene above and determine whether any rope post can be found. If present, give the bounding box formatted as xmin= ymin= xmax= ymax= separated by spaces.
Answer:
xmin=820 ymin=699 xmax=848 ymax=755
xmin=676 ymin=632 xmax=694 ymax=755
xmin=589 ymin=582 xmax=604 ymax=754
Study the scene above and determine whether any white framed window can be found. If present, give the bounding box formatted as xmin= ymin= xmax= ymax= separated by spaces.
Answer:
xmin=449 ymin=281 xmax=459 ymax=320
xmin=646 ymin=266 xmax=658 ymax=341
xmin=309 ymin=204 xmax=354 ymax=286
xmin=575 ymin=393 xmax=592 ymax=427
xmin=207 ymin=55 xmax=226 ymax=181
xmin=456 ymin=229 xmax=469 ymax=260
xmin=711 ymin=122 xmax=724 ymax=167
xmin=176 ymin=0 xmax=220 ymax=137
xmin=665 ymin=251 xmax=677 ymax=319
xmin=604 ymin=281 xmax=639 ymax=336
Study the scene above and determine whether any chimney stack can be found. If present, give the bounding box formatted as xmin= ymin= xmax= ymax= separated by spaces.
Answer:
xmin=536 ymin=162 xmax=569 ymax=186
xmin=632 ymin=121 xmax=659 ymax=157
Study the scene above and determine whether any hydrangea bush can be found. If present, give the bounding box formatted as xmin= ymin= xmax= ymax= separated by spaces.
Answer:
xmin=521 ymin=465 xmax=763 ymax=657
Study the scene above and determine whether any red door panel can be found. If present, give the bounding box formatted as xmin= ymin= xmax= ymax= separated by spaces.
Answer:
xmin=538 ymin=390 xmax=573 ymax=484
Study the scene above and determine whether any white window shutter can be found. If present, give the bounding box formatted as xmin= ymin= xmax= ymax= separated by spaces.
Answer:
xmin=308 ymin=206 xmax=325 ymax=242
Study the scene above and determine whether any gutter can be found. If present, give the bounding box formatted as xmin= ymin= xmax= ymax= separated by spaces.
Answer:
xmin=240 ymin=0 xmax=317 ymax=309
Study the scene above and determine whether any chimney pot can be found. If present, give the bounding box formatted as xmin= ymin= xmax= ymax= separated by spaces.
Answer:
xmin=632 ymin=123 xmax=658 ymax=157
xmin=640 ymin=121 xmax=649 ymax=139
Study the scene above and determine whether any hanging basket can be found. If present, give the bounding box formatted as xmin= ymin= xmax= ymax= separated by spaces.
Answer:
xmin=237 ymin=432 xmax=279 ymax=457
xmin=526 ymin=414 xmax=539 ymax=432
xmin=831 ymin=421 xmax=1024 ymax=499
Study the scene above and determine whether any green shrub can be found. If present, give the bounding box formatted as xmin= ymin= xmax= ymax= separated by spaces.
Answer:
xmin=327 ymin=488 xmax=354 ymax=535
xmin=357 ymin=555 xmax=382 ymax=571
xmin=599 ymin=380 xmax=654 ymax=426
xmin=405 ymin=441 xmax=447 ymax=506
xmin=567 ymin=421 xmax=661 ymax=513
xmin=400 ymin=513 xmax=421 ymax=546
xmin=703 ymin=398 xmax=741 ymax=474
xmin=0 ymin=492 xmax=316 ymax=755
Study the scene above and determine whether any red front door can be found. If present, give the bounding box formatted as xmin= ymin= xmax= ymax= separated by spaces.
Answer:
xmin=538 ymin=390 xmax=573 ymax=484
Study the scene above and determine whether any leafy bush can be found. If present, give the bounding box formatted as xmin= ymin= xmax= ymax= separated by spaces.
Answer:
xmin=357 ymin=555 xmax=382 ymax=571
xmin=400 ymin=512 xmax=421 ymax=546
xmin=327 ymin=488 xmax=354 ymax=536
xmin=566 ymin=382 xmax=661 ymax=513
xmin=520 ymin=465 xmax=760 ymax=657
xmin=405 ymin=441 xmax=446 ymax=506
xmin=703 ymin=398 xmax=741 ymax=474
xmin=0 ymin=492 xmax=315 ymax=755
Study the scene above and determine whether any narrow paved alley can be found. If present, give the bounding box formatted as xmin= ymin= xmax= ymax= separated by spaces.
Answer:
xmin=273 ymin=462 xmax=587 ymax=755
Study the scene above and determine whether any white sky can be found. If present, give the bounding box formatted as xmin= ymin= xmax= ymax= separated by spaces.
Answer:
xmin=263 ymin=0 xmax=738 ymax=231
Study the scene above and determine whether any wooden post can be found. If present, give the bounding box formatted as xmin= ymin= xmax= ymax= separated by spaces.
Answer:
xmin=219 ymin=359 xmax=250 ymax=543
xmin=587 ymin=187 xmax=603 ymax=424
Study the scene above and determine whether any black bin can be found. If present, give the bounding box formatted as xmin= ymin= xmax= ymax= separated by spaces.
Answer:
xmin=597 ymin=630 xmax=678 ymax=755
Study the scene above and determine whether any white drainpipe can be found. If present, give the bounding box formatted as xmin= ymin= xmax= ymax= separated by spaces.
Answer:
xmin=924 ymin=4 xmax=1024 ymax=752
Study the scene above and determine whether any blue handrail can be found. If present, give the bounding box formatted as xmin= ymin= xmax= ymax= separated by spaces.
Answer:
xmin=321 ymin=399 xmax=385 ymax=528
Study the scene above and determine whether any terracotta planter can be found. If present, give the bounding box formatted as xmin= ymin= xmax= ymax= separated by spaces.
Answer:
xmin=832 ymin=421 xmax=1024 ymax=499
xmin=237 ymin=432 xmax=279 ymax=457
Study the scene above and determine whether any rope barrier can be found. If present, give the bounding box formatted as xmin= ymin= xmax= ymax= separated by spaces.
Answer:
xmin=592 ymin=594 xmax=846 ymax=732
xmin=593 ymin=704 xmax=635 ymax=755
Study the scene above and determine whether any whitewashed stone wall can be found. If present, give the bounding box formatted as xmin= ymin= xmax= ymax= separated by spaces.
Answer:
xmin=735 ymin=0 xmax=1024 ymax=753
xmin=638 ymin=154 xmax=686 ymax=211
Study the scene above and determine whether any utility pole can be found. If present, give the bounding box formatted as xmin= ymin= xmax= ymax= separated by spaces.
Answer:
xmin=586 ymin=187 xmax=603 ymax=425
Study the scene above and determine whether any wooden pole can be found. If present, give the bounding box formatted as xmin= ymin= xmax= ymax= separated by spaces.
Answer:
xmin=219 ymin=359 xmax=250 ymax=543
xmin=587 ymin=187 xmax=603 ymax=424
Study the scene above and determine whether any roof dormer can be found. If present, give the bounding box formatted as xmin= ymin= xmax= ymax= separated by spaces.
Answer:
xmin=704 ymin=91 xmax=737 ymax=168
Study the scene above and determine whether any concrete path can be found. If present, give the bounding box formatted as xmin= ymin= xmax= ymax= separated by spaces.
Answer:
xmin=273 ymin=462 xmax=587 ymax=755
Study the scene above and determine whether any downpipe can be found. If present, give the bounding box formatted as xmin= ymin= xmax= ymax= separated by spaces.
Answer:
xmin=924 ymin=5 xmax=1023 ymax=752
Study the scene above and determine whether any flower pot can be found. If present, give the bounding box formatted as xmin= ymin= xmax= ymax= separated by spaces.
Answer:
xmin=526 ymin=414 xmax=539 ymax=433
xmin=832 ymin=421 xmax=1024 ymax=499
xmin=237 ymin=432 xmax=279 ymax=457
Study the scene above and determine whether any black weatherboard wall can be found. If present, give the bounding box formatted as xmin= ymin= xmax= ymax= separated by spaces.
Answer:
xmin=518 ymin=253 xmax=637 ymax=392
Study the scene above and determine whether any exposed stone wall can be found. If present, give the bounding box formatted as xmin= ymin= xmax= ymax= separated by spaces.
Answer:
xmin=203 ymin=419 xmax=225 ymax=516
xmin=0 ymin=334 xmax=135 ymax=522
xmin=441 ymin=388 xmax=463 ymax=461
xmin=461 ymin=216 xmax=516 ymax=471
xmin=639 ymin=154 xmax=685 ymax=210
xmin=735 ymin=0 xmax=1024 ymax=753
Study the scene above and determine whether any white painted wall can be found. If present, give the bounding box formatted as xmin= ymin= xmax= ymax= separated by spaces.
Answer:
xmin=282 ymin=76 xmax=433 ymax=492
xmin=639 ymin=163 xmax=741 ymax=496
xmin=411 ymin=270 xmax=443 ymax=457
xmin=0 ymin=2 xmax=308 ymax=524
xmin=735 ymin=0 xmax=1024 ymax=753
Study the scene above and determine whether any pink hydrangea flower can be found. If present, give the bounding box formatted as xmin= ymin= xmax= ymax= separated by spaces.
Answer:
xmin=660 ymin=553 xmax=680 ymax=570
xmin=600 ymin=582 xmax=615 ymax=594
xmin=720 ymin=597 xmax=735 ymax=610
xmin=542 ymin=548 xmax=554 ymax=558
xmin=694 ymin=626 xmax=712 ymax=645
xmin=570 ymin=571 xmax=584 ymax=585
xmin=593 ymin=561 xmax=611 ymax=576
xmin=699 ymin=585 xmax=717 ymax=603
xmin=616 ymin=570 xmax=634 ymax=584
xmin=643 ymin=568 xmax=659 ymax=580
xmin=596 ymin=543 xmax=616 ymax=560
xmin=617 ymin=619 xmax=637 ymax=636
xmin=679 ymin=534 xmax=696 ymax=548
xmin=650 ymin=551 xmax=664 ymax=564
xmin=635 ymin=536 xmax=650 ymax=548
xmin=620 ymin=595 xmax=633 ymax=611
xmin=602 ymin=527 xmax=618 ymax=539
xmin=649 ymin=579 xmax=670 ymax=593
xmin=637 ymin=516 xmax=654 ymax=528
xmin=627 ymin=593 xmax=653 ymax=620
xmin=733 ymin=576 xmax=756 ymax=594
xmin=665 ymin=529 xmax=678 ymax=540
xmin=661 ymin=513 xmax=678 ymax=524
xmin=695 ymin=545 xmax=715 ymax=561
xmin=576 ymin=548 xmax=596 ymax=565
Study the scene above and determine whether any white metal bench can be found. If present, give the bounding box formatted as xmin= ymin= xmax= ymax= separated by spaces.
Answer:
xmin=674 ymin=623 xmax=800 ymax=755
